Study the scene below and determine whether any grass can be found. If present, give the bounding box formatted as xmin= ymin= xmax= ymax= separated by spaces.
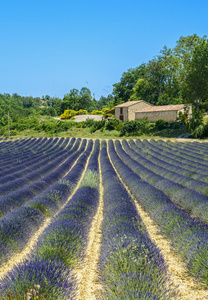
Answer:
xmin=4 ymin=126 xmax=192 ymax=141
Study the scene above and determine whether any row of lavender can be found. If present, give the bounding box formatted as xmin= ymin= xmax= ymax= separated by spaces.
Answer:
xmin=0 ymin=139 xmax=94 ymax=269
xmin=120 ymin=139 xmax=208 ymax=224
xmin=150 ymin=139 xmax=208 ymax=163
xmin=0 ymin=138 xmax=60 ymax=169
xmin=0 ymin=139 xmax=86 ymax=216
xmin=0 ymin=137 xmax=70 ymax=177
xmin=129 ymin=140 xmax=208 ymax=193
xmin=0 ymin=138 xmax=76 ymax=197
xmin=138 ymin=139 xmax=208 ymax=181
xmin=98 ymin=141 xmax=176 ymax=299
xmin=0 ymin=137 xmax=208 ymax=297
xmin=0 ymin=138 xmax=81 ymax=216
xmin=0 ymin=139 xmax=178 ymax=299
xmin=110 ymin=139 xmax=208 ymax=286
xmin=0 ymin=140 xmax=101 ymax=299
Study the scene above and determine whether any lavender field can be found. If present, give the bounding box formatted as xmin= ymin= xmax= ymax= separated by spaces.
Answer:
xmin=0 ymin=137 xmax=208 ymax=299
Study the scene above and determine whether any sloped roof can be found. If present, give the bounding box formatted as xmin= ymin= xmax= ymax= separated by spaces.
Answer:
xmin=115 ymin=100 xmax=147 ymax=108
xmin=136 ymin=104 xmax=185 ymax=113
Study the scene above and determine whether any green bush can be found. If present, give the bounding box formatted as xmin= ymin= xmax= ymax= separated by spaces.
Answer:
xmin=84 ymin=118 xmax=96 ymax=128
xmin=55 ymin=121 xmax=74 ymax=132
xmin=155 ymin=119 xmax=169 ymax=131
xmin=192 ymin=122 xmax=208 ymax=138
xmin=90 ymin=120 xmax=105 ymax=133
xmin=119 ymin=119 xmax=150 ymax=136
xmin=10 ymin=129 xmax=18 ymax=136
xmin=173 ymin=123 xmax=180 ymax=129
xmin=105 ymin=119 xmax=123 ymax=131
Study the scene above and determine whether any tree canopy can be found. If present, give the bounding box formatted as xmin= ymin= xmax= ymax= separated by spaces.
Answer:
xmin=112 ymin=34 xmax=208 ymax=107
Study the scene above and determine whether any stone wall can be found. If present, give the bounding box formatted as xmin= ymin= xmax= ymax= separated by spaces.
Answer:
xmin=115 ymin=101 xmax=153 ymax=122
xmin=135 ymin=110 xmax=179 ymax=122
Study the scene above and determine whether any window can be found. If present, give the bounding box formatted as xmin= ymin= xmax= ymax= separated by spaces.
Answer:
xmin=120 ymin=108 xmax=123 ymax=114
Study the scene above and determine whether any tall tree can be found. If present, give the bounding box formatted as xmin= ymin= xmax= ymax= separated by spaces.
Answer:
xmin=185 ymin=39 xmax=208 ymax=102
xmin=112 ymin=64 xmax=147 ymax=105
xmin=60 ymin=87 xmax=94 ymax=113
xmin=185 ymin=39 xmax=208 ymax=129
xmin=61 ymin=89 xmax=80 ymax=112
xmin=130 ymin=78 xmax=155 ymax=104
xmin=173 ymin=34 xmax=207 ymax=99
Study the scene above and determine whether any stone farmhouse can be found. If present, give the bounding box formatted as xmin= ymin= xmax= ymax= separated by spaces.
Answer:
xmin=115 ymin=101 xmax=192 ymax=122
xmin=114 ymin=100 xmax=154 ymax=122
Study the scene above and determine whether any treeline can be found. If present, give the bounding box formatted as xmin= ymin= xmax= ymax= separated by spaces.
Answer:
xmin=0 ymin=90 xmax=113 ymax=136
xmin=1 ymin=34 xmax=208 ymax=138
xmin=0 ymin=91 xmax=113 ymax=122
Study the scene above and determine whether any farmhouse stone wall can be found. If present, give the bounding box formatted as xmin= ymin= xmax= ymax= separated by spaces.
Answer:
xmin=128 ymin=101 xmax=152 ymax=121
xmin=115 ymin=101 xmax=153 ymax=122
xmin=135 ymin=110 xmax=179 ymax=122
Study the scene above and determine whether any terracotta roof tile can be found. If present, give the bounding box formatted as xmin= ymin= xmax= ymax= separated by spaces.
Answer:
xmin=136 ymin=104 xmax=185 ymax=113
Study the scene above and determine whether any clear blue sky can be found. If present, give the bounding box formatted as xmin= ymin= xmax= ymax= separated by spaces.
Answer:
xmin=0 ymin=0 xmax=207 ymax=100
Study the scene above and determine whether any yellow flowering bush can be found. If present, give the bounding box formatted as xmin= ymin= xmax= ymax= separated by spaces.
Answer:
xmin=61 ymin=109 xmax=88 ymax=119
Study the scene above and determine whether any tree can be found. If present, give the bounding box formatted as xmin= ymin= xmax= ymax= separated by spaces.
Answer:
xmin=112 ymin=64 xmax=147 ymax=105
xmin=61 ymin=89 xmax=80 ymax=112
xmin=97 ymin=95 xmax=114 ymax=110
xmin=130 ymin=78 xmax=155 ymax=103
xmin=173 ymin=34 xmax=207 ymax=100
xmin=185 ymin=39 xmax=208 ymax=130
xmin=186 ymin=39 xmax=208 ymax=103
xmin=144 ymin=47 xmax=182 ymax=105
xmin=79 ymin=87 xmax=93 ymax=109
xmin=60 ymin=87 xmax=94 ymax=113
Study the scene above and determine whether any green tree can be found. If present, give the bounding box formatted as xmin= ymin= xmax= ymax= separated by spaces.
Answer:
xmin=130 ymin=78 xmax=155 ymax=103
xmin=60 ymin=87 xmax=94 ymax=113
xmin=112 ymin=64 xmax=147 ymax=105
xmin=186 ymin=39 xmax=208 ymax=103
xmin=185 ymin=39 xmax=208 ymax=130
xmin=79 ymin=87 xmax=93 ymax=109
xmin=61 ymin=89 xmax=80 ymax=112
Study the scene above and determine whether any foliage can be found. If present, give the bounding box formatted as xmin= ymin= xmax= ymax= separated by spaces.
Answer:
xmin=89 ymin=120 xmax=105 ymax=133
xmin=113 ymin=34 xmax=208 ymax=109
xmin=60 ymin=88 xmax=93 ymax=113
xmin=119 ymin=118 xmax=151 ymax=136
xmin=60 ymin=109 xmax=88 ymax=119
xmin=90 ymin=110 xmax=103 ymax=115
xmin=113 ymin=64 xmax=147 ymax=105
xmin=191 ymin=122 xmax=208 ymax=138
xmin=90 ymin=107 xmax=114 ymax=117
xmin=155 ymin=119 xmax=169 ymax=131
xmin=105 ymin=118 xmax=123 ymax=131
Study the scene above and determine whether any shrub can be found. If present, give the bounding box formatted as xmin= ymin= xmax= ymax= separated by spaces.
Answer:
xmin=119 ymin=119 xmax=150 ymax=136
xmin=84 ymin=118 xmax=96 ymax=127
xmin=77 ymin=109 xmax=88 ymax=115
xmin=55 ymin=121 xmax=74 ymax=132
xmin=105 ymin=119 xmax=123 ymax=131
xmin=173 ymin=123 xmax=180 ymax=129
xmin=9 ymin=130 xmax=18 ymax=136
xmin=192 ymin=122 xmax=208 ymax=138
xmin=91 ymin=110 xmax=103 ymax=115
xmin=61 ymin=110 xmax=76 ymax=119
xmin=90 ymin=120 xmax=105 ymax=133
xmin=155 ymin=119 xmax=169 ymax=131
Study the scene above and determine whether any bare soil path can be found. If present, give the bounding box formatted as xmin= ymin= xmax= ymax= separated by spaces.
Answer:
xmin=75 ymin=152 xmax=104 ymax=300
